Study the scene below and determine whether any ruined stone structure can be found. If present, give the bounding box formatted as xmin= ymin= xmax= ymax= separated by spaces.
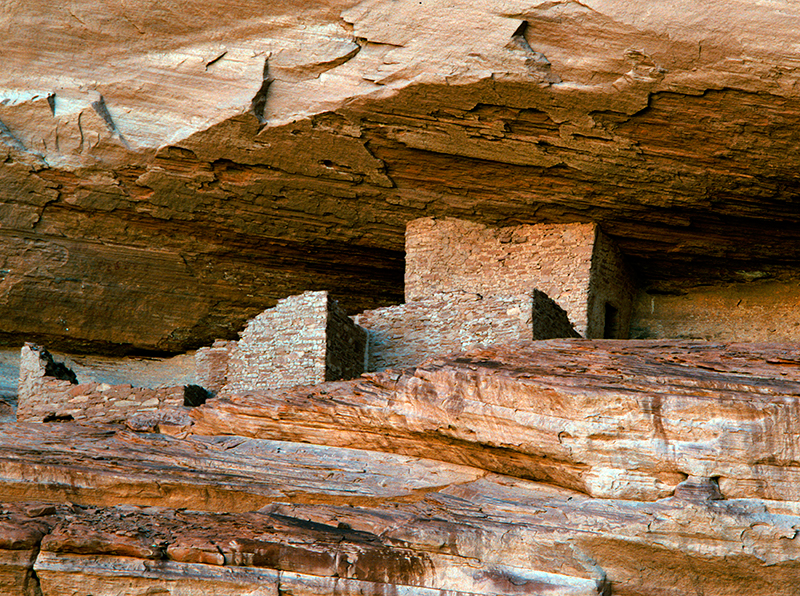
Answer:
xmin=6 ymin=1 xmax=800 ymax=594
xmin=355 ymin=290 xmax=578 ymax=371
xmin=197 ymin=291 xmax=367 ymax=395
xmin=194 ymin=340 xmax=238 ymax=396
xmin=354 ymin=217 xmax=620 ymax=370
xmin=16 ymin=222 xmax=621 ymax=408
xmin=17 ymin=292 xmax=368 ymax=422
xmin=17 ymin=344 xmax=185 ymax=424
xmin=405 ymin=218 xmax=634 ymax=338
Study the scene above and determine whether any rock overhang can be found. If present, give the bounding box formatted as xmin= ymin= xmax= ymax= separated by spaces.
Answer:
xmin=3 ymin=0 xmax=800 ymax=352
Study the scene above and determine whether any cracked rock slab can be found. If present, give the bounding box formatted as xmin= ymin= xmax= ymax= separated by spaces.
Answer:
xmin=191 ymin=339 xmax=800 ymax=501
xmin=4 ymin=477 xmax=800 ymax=594
xmin=0 ymin=423 xmax=485 ymax=511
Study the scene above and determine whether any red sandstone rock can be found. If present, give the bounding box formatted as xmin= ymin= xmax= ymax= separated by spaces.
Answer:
xmin=3 ymin=2 xmax=800 ymax=351
xmin=3 ymin=456 xmax=800 ymax=594
xmin=4 ymin=337 xmax=800 ymax=593
xmin=192 ymin=339 xmax=800 ymax=501
xmin=6 ymin=340 xmax=800 ymax=593
xmin=0 ymin=423 xmax=486 ymax=511
xmin=0 ymin=503 xmax=64 ymax=596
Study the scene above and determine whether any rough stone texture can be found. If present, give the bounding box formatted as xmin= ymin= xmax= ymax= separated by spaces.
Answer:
xmin=0 ymin=349 xmax=18 ymax=417
xmin=224 ymin=291 xmax=327 ymax=393
xmin=0 ymin=346 xmax=195 ymax=421
xmin=405 ymin=218 xmax=632 ymax=338
xmin=192 ymin=339 xmax=800 ymax=502
xmin=18 ymin=376 xmax=184 ymax=425
xmin=57 ymin=351 xmax=197 ymax=388
xmin=222 ymin=291 xmax=367 ymax=394
xmin=0 ymin=502 xmax=58 ymax=596
xmin=405 ymin=219 xmax=594 ymax=333
xmin=17 ymin=343 xmax=184 ymax=423
xmin=125 ymin=408 xmax=195 ymax=438
xmin=3 ymin=1 xmax=800 ymax=351
xmin=3 ymin=417 xmax=800 ymax=594
xmin=4 ymin=342 xmax=800 ymax=593
xmin=195 ymin=340 xmax=237 ymax=396
xmin=355 ymin=290 xmax=579 ymax=371
xmin=0 ymin=401 xmax=12 ymax=424
xmin=631 ymin=279 xmax=800 ymax=342
xmin=326 ymin=297 xmax=370 ymax=381
xmin=0 ymin=424 xmax=486 ymax=512
xmin=4 ymin=2 xmax=800 ymax=591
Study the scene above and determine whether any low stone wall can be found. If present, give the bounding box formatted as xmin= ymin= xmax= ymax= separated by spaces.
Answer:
xmin=354 ymin=290 xmax=578 ymax=371
xmin=223 ymin=292 xmax=329 ymax=394
xmin=17 ymin=344 xmax=184 ymax=424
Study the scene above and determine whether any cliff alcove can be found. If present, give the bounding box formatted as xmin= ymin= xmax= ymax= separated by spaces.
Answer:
xmin=2 ymin=1 xmax=800 ymax=595
xmin=2 ymin=0 xmax=800 ymax=353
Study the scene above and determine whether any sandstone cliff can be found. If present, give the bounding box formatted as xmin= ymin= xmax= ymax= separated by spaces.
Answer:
xmin=3 ymin=340 xmax=800 ymax=595
xmin=3 ymin=2 xmax=800 ymax=594
xmin=2 ymin=0 xmax=800 ymax=352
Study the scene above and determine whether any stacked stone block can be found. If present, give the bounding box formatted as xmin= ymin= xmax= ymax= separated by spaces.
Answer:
xmin=404 ymin=217 xmax=633 ymax=338
xmin=354 ymin=290 xmax=579 ymax=371
xmin=17 ymin=344 xmax=184 ymax=424
xmin=586 ymin=228 xmax=636 ymax=339
xmin=203 ymin=291 xmax=367 ymax=396
xmin=15 ymin=218 xmax=630 ymax=420
xmin=326 ymin=299 xmax=370 ymax=381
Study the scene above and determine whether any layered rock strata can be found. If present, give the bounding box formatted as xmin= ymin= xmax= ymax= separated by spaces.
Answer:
xmin=192 ymin=339 xmax=800 ymax=501
xmin=4 ymin=1 xmax=800 ymax=352
xmin=0 ymin=421 xmax=800 ymax=594
xmin=3 ymin=340 xmax=800 ymax=593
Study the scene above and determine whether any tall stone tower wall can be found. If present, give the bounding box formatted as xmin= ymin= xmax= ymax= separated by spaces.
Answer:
xmin=404 ymin=217 xmax=632 ymax=338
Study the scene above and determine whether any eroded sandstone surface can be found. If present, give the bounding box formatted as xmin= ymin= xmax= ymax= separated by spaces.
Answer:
xmin=2 ymin=340 xmax=800 ymax=594
xmin=192 ymin=339 xmax=800 ymax=501
xmin=3 ymin=0 xmax=800 ymax=351
xmin=4 ymin=2 xmax=800 ymax=593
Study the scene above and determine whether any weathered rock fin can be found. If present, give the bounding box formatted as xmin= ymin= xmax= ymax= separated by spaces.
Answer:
xmin=90 ymin=95 xmax=130 ymax=148
xmin=251 ymin=56 xmax=273 ymax=124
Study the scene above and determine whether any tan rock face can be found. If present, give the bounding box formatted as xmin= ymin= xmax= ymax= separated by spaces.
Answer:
xmin=3 ymin=1 xmax=800 ymax=350
xmin=2 ymin=341 xmax=800 ymax=593
xmin=192 ymin=339 xmax=800 ymax=501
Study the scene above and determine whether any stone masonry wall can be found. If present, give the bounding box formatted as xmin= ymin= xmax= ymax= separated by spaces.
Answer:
xmin=586 ymin=228 xmax=635 ymax=339
xmin=222 ymin=291 xmax=366 ymax=394
xmin=223 ymin=292 xmax=328 ymax=394
xmin=17 ymin=344 xmax=183 ymax=424
xmin=326 ymin=301 xmax=368 ymax=381
xmin=354 ymin=290 xmax=578 ymax=371
xmin=195 ymin=340 xmax=237 ymax=396
xmin=405 ymin=218 xmax=596 ymax=336
xmin=530 ymin=289 xmax=583 ymax=340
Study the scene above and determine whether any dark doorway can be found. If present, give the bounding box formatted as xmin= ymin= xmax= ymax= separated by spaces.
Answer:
xmin=604 ymin=303 xmax=619 ymax=339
